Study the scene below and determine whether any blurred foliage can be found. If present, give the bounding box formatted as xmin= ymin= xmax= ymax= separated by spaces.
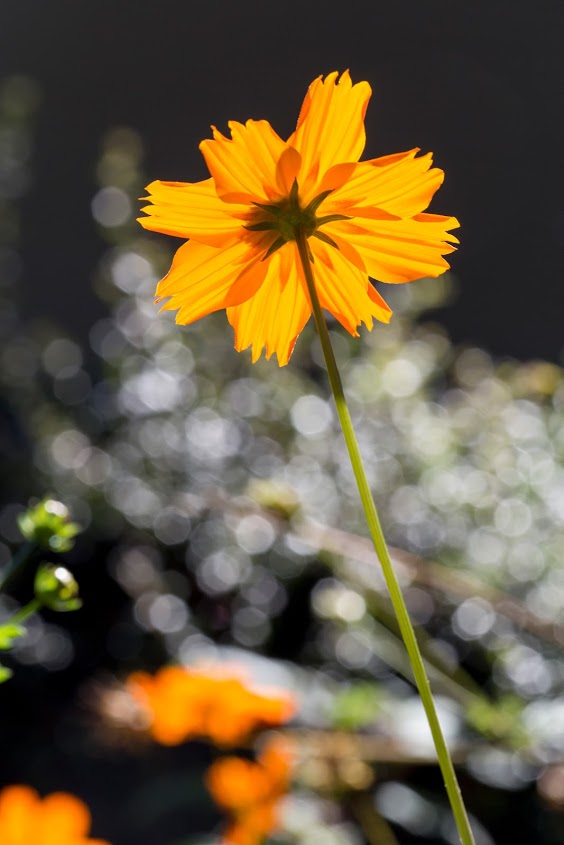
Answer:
xmin=2 ymin=73 xmax=564 ymax=844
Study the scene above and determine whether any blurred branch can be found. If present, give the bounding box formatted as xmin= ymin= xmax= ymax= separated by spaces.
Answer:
xmin=348 ymin=794 xmax=401 ymax=845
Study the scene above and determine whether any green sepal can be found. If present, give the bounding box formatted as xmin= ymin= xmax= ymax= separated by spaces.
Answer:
xmin=315 ymin=213 xmax=351 ymax=226
xmin=288 ymin=178 xmax=300 ymax=208
xmin=312 ymin=230 xmax=340 ymax=249
xmin=252 ymin=202 xmax=285 ymax=218
xmin=262 ymin=236 xmax=286 ymax=261
xmin=304 ymin=189 xmax=333 ymax=215
xmin=244 ymin=221 xmax=277 ymax=232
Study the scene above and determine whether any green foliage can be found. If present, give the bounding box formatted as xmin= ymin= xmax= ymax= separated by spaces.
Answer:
xmin=466 ymin=695 xmax=528 ymax=748
xmin=17 ymin=498 xmax=81 ymax=553
xmin=330 ymin=683 xmax=384 ymax=731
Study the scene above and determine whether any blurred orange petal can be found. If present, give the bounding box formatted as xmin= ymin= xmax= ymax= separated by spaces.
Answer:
xmin=0 ymin=786 xmax=110 ymax=845
xmin=127 ymin=666 xmax=296 ymax=746
xmin=206 ymin=736 xmax=293 ymax=845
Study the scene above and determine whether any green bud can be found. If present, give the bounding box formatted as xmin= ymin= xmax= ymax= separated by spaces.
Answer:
xmin=18 ymin=498 xmax=81 ymax=552
xmin=0 ymin=664 xmax=13 ymax=684
xmin=34 ymin=564 xmax=82 ymax=612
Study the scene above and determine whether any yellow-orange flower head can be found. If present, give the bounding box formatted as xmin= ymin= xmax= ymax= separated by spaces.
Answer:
xmin=139 ymin=71 xmax=459 ymax=365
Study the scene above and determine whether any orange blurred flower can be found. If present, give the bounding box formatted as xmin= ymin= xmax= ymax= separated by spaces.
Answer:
xmin=139 ymin=70 xmax=459 ymax=365
xmin=126 ymin=665 xmax=296 ymax=746
xmin=206 ymin=735 xmax=293 ymax=845
xmin=0 ymin=785 xmax=110 ymax=845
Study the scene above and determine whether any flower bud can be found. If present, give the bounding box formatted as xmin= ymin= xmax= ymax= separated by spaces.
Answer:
xmin=18 ymin=498 xmax=81 ymax=552
xmin=34 ymin=564 xmax=82 ymax=611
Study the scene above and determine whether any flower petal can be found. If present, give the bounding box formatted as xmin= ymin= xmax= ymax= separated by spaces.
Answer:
xmin=138 ymin=178 xmax=246 ymax=247
xmin=227 ymin=245 xmax=311 ymax=366
xmin=310 ymin=240 xmax=391 ymax=334
xmin=200 ymin=120 xmax=287 ymax=203
xmin=0 ymin=785 xmax=38 ymax=842
xmin=289 ymin=71 xmax=371 ymax=193
xmin=324 ymin=148 xmax=448 ymax=219
xmin=39 ymin=793 xmax=91 ymax=843
xmin=156 ymin=239 xmax=268 ymax=325
xmin=328 ymin=213 xmax=460 ymax=283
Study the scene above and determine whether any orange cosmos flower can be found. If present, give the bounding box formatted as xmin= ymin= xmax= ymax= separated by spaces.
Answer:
xmin=139 ymin=71 xmax=459 ymax=365
xmin=126 ymin=665 xmax=296 ymax=746
xmin=206 ymin=735 xmax=293 ymax=845
xmin=0 ymin=785 xmax=110 ymax=845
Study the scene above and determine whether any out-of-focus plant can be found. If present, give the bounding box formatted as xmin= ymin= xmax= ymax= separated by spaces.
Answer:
xmin=0 ymin=497 xmax=83 ymax=681
xmin=0 ymin=785 xmax=111 ymax=845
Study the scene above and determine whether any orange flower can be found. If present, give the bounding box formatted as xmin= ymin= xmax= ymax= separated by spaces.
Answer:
xmin=206 ymin=735 xmax=293 ymax=845
xmin=139 ymin=71 xmax=459 ymax=365
xmin=0 ymin=785 xmax=110 ymax=845
xmin=126 ymin=665 xmax=296 ymax=746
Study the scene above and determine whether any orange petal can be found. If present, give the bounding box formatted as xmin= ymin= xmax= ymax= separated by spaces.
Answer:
xmin=324 ymin=148 xmax=447 ymax=219
xmin=328 ymin=213 xmax=460 ymax=283
xmin=206 ymin=757 xmax=270 ymax=810
xmin=0 ymin=785 xmax=38 ymax=843
xmin=138 ymin=178 xmax=247 ymax=247
xmin=310 ymin=240 xmax=391 ymax=335
xmin=39 ymin=793 xmax=91 ymax=844
xmin=155 ymin=239 xmax=268 ymax=325
xmin=275 ymin=146 xmax=302 ymax=195
xmin=200 ymin=120 xmax=287 ymax=203
xmin=227 ymin=245 xmax=311 ymax=366
xmin=288 ymin=71 xmax=371 ymax=194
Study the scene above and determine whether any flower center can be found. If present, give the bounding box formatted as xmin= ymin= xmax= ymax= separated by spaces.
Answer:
xmin=245 ymin=179 xmax=350 ymax=260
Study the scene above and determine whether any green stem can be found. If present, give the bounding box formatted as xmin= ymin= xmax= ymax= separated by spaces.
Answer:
xmin=9 ymin=598 xmax=42 ymax=626
xmin=295 ymin=229 xmax=475 ymax=845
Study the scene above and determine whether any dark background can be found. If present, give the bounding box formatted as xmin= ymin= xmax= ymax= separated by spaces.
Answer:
xmin=0 ymin=0 xmax=563 ymax=362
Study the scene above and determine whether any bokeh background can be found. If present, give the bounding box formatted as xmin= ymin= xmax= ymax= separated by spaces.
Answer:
xmin=1 ymin=2 xmax=564 ymax=844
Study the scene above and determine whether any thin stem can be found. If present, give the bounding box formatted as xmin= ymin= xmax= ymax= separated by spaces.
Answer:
xmin=8 ymin=598 xmax=42 ymax=626
xmin=295 ymin=229 xmax=475 ymax=845
xmin=349 ymin=794 xmax=401 ymax=845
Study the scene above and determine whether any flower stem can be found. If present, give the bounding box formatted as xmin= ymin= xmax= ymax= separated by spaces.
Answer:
xmin=294 ymin=229 xmax=475 ymax=845
xmin=9 ymin=598 xmax=42 ymax=626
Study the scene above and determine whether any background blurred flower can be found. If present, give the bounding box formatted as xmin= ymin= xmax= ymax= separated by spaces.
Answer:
xmin=0 ymin=785 xmax=110 ymax=845
xmin=206 ymin=735 xmax=293 ymax=845
xmin=126 ymin=665 xmax=296 ymax=746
